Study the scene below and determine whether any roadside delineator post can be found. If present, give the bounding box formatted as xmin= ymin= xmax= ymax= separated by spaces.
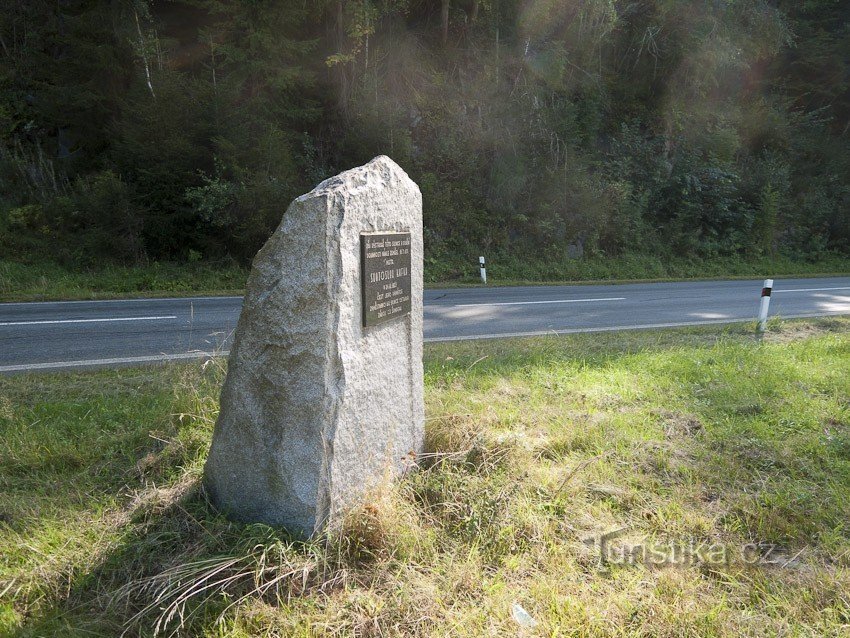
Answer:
xmin=479 ymin=256 xmax=487 ymax=285
xmin=757 ymin=279 xmax=773 ymax=333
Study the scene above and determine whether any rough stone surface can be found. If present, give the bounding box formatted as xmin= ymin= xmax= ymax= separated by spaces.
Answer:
xmin=203 ymin=156 xmax=424 ymax=537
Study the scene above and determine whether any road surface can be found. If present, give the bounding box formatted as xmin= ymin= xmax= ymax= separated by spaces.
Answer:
xmin=1 ymin=276 xmax=849 ymax=373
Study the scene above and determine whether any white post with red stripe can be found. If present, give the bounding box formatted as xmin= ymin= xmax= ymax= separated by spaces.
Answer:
xmin=758 ymin=279 xmax=773 ymax=332
xmin=479 ymin=256 xmax=487 ymax=285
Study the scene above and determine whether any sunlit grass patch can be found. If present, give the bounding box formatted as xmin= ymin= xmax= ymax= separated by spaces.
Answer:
xmin=1 ymin=318 xmax=849 ymax=636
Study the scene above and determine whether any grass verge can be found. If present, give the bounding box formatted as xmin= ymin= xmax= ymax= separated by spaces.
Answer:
xmin=0 ymin=260 xmax=248 ymax=302
xmin=2 ymin=253 xmax=849 ymax=301
xmin=427 ymin=252 xmax=850 ymax=287
xmin=1 ymin=318 xmax=849 ymax=636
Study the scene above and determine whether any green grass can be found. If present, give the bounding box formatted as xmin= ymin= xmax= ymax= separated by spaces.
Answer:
xmin=0 ymin=260 xmax=249 ymax=302
xmin=426 ymin=252 xmax=850 ymax=286
xmin=2 ymin=319 xmax=850 ymax=636
xmin=2 ymin=253 xmax=849 ymax=301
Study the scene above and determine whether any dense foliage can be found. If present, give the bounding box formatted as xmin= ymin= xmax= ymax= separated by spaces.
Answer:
xmin=1 ymin=0 xmax=848 ymax=273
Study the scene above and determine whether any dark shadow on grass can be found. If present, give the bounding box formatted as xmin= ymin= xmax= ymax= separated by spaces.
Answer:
xmin=9 ymin=481 xmax=213 ymax=637
xmin=9 ymin=471 xmax=348 ymax=638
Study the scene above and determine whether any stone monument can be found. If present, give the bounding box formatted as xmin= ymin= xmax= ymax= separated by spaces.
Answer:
xmin=203 ymin=156 xmax=424 ymax=537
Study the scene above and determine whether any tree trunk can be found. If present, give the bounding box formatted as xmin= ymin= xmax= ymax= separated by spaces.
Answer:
xmin=0 ymin=32 xmax=10 ymax=59
xmin=208 ymin=33 xmax=217 ymax=92
xmin=441 ymin=0 xmax=450 ymax=46
xmin=470 ymin=0 xmax=479 ymax=24
xmin=135 ymin=11 xmax=155 ymax=99
xmin=336 ymin=1 xmax=350 ymax=118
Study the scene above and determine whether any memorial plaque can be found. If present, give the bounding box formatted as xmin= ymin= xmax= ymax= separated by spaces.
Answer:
xmin=361 ymin=231 xmax=412 ymax=327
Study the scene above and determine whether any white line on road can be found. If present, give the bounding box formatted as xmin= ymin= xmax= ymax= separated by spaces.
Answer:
xmin=449 ymin=297 xmax=626 ymax=307
xmin=3 ymin=309 xmax=849 ymax=372
xmin=0 ymin=350 xmax=228 ymax=373
xmin=774 ymin=287 xmax=850 ymax=293
xmin=0 ymin=315 xmax=177 ymax=327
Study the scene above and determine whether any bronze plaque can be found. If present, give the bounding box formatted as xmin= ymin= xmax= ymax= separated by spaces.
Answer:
xmin=361 ymin=232 xmax=412 ymax=327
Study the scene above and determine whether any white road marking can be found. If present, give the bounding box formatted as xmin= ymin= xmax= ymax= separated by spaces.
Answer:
xmin=774 ymin=287 xmax=850 ymax=293
xmin=0 ymin=281 xmax=846 ymax=308
xmin=0 ymin=315 xmax=176 ymax=327
xmin=449 ymin=297 xmax=625 ymax=308
xmin=2 ymin=310 xmax=848 ymax=371
xmin=0 ymin=351 xmax=228 ymax=373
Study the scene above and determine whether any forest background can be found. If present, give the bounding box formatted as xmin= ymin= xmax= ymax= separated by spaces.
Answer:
xmin=1 ymin=0 xmax=848 ymax=286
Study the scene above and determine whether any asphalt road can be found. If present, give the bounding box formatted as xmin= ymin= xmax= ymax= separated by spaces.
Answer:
xmin=1 ymin=276 xmax=849 ymax=373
